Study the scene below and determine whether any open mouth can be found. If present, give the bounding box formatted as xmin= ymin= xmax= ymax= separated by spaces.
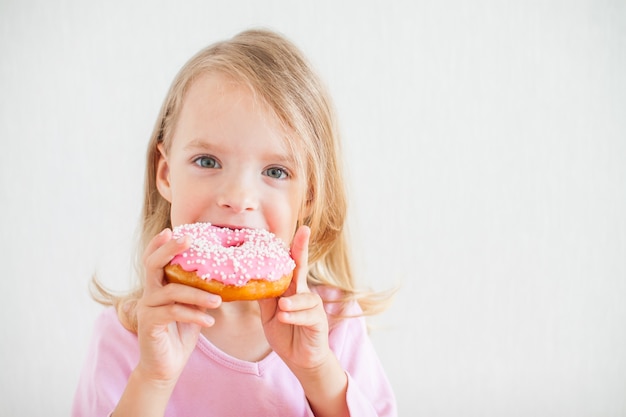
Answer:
xmin=213 ymin=224 xmax=248 ymax=231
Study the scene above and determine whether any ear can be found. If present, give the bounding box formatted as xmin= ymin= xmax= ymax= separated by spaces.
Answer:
xmin=155 ymin=144 xmax=172 ymax=203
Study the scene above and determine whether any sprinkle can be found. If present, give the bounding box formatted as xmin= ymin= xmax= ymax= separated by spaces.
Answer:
xmin=169 ymin=222 xmax=295 ymax=286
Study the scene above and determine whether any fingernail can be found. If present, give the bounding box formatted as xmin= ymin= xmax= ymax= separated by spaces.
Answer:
xmin=176 ymin=235 xmax=188 ymax=244
xmin=206 ymin=293 xmax=221 ymax=304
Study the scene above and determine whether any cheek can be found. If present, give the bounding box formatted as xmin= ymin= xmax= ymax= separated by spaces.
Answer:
xmin=168 ymin=181 xmax=206 ymax=225
xmin=274 ymin=190 xmax=305 ymax=242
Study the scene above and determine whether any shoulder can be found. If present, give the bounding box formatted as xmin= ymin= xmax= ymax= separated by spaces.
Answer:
xmin=89 ymin=307 xmax=139 ymax=360
xmin=94 ymin=306 xmax=134 ymax=335
xmin=72 ymin=307 xmax=139 ymax=415
xmin=311 ymin=285 xmax=369 ymax=352
xmin=311 ymin=284 xmax=365 ymax=320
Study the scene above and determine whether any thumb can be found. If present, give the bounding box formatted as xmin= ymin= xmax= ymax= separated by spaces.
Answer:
xmin=289 ymin=225 xmax=311 ymax=295
xmin=258 ymin=225 xmax=310 ymax=320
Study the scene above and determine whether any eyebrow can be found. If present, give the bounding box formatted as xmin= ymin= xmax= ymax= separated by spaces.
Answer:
xmin=182 ymin=137 xmax=296 ymax=165
xmin=182 ymin=138 xmax=220 ymax=152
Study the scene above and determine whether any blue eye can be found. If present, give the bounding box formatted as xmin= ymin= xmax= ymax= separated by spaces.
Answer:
xmin=264 ymin=167 xmax=288 ymax=179
xmin=194 ymin=156 xmax=220 ymax=169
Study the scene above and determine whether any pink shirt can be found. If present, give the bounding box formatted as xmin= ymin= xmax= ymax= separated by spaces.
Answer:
xmin=72 ymin=289 xmax=397 ymax=416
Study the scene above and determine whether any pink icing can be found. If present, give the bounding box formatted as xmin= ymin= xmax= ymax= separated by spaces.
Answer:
xmin=170 ymin=223 xmax=295 ymax=286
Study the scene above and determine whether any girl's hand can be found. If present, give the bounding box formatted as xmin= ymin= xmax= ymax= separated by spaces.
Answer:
xmin=258 ymin=225 xmax=330 ymax=371
xmin=135 ymin=228 xmax=222 ymax=385
xmin=114 ymin=229 xmax=222 ymax=416
xmin=259 ymin=226 xmax=349 ymax=417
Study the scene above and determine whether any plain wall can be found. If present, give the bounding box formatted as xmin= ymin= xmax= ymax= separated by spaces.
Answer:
xmin=1 ymin=0 xmax=625 ymax=415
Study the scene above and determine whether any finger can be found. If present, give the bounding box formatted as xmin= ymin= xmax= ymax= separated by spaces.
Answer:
xmin=289 ymin=225 xmax=311 ymax=294
xmin=143 ymin=301 xmax=217 ymax=328
xmin=146 ymin=283 xmax=222 ymax=310
xmin=278 ymin=292 xmax=320 ymax=313
xmin=277 ymin=293 xmax=325 ymax=327
xmin=143 ymin=230 xmax=191 ymax=292
xmin=277 ymin=309 xmax=323 ymax=327
xmin=142 ymin=228 xmax=172 ymax=265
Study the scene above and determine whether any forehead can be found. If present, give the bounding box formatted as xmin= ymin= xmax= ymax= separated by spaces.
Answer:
xmin=173 ymin=73 xmax=292 ymax=153
xmin=182 ymin=73 xmax=265 ymax=122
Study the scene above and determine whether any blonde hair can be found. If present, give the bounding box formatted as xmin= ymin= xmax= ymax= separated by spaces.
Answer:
xmin=93 ymin=29 xmax=393 ymax=331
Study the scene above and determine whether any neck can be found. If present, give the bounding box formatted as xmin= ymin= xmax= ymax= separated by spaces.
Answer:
xmin=213 ymin=299 xmax=260 ymax=319
xmin=201 ymin=299 xmax=271 ymax=362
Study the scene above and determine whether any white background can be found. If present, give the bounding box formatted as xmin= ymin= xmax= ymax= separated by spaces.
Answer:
xmin=1 ymin=0 xmax=625 ymax=415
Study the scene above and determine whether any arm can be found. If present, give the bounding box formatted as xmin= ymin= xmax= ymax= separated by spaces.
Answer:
xmin=259 ymin=226 xmax=396 ymax=417
xmin=290 ymin=294 xmax=397 ymax=417
xmin=112 ymin=369 xmax=176 ymax=417
xmin=112 ymin=229 xmax=222 ymax=416
xmin=259 ymin=226 xmax=349 ymax=417
xmin=288 ymin=350 xmax=349 ymax=417
xmin=331 ymin=313 xmax=397 ymax=416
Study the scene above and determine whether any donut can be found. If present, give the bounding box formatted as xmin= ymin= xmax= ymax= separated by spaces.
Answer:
xmin=164 ymin=222 xmax=295 ymax=301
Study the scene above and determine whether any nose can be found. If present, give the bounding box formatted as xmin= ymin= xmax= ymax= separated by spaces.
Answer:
xmin=216 ymin=174 xmax=258 ymax=213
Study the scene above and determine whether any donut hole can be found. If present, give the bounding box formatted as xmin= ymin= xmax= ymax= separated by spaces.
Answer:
xmin=225 ymin=241 xmax=245 ymax=248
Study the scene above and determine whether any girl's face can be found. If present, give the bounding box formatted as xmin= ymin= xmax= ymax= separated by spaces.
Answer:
xmin=156 ymin=73 xmax=305 ymax=245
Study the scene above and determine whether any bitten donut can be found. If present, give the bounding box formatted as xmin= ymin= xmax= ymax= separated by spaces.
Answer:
xmin=164 ymin=222 xmax=295 ymax=301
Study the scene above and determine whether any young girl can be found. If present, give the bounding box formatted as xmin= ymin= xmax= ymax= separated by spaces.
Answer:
xmin=72 ymin=29 xmax=396 ymax=417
